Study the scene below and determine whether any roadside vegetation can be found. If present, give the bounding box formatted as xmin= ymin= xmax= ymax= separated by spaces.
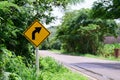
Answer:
xmin=0 ymin=0 xmax=88 ymax=80
xmin=0 ymin=48 xmax=88 ymax=80
xmin=50 ymin=49 xmax=120 ymax=61
xmin=39 ymin=57 xmax=88 ymax=80
xmin=44 ymin=0 xmax=120 ymax=60
xmin=1 ymin=0 xmax=120 ymax=79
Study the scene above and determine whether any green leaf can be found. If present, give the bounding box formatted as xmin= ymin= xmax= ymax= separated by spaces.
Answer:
xmin=0 ymin=1 xmax=20 ymax=11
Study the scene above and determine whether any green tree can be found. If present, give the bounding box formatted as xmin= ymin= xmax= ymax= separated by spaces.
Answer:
xmin=92 ymin=0 xmax=120 ymax=19
xmin=0 ymin=1 xmax=34 ymax=63
xmin=0 ymin=45 xmax=5 ymax=79
xmin=0 ymin=0 xmax=83 ymax=62
xmin=56 ymin=9 xmax=117 ymax=54
xmin=48 ymin=26 xmax=61 ymax=50
xmin=0 ymin=0 xmax=84 ymax=79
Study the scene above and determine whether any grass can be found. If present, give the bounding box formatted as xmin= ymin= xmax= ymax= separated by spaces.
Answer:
xmin=39 ymin=57 xmax=88 ymax=80
xmin=50 ymin=50 xmax=120 ymax=61
xmin=1 ymin=49 xmax=88 ymax=80
xmin=50 ymin=49 xmax=61 ymax=54
xmin=84 ymin=54 xmax=120 ymax=61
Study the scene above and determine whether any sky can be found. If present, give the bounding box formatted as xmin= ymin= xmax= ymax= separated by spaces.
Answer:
xmin=68 ymin=0 xmax=96 ymax=10
xmin=45 ymin=0 xmax=97 ymax=28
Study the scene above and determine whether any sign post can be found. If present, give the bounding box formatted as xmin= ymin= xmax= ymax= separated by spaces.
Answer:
xmin=23 ymin=19 xmax=50 ymax=77
xmin=35 ymin=47 xmax=39 ymax=76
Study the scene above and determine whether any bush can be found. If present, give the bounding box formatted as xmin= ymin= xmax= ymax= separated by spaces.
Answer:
xmin=1 ymin=46 xmax=87 ymax=80
xmin=0 ymin=1 xmax=35 ymax=64
xmin=2 ymin=72 xmax=22 ymax=80
xmin=40 ymin=57 xmax=68 ymax=73
xmin=0 ymin=47 xmax=36 ymax=80
xmin=114 ymin=43 xmax=120 ymax=49
xmin=97 ymin=44 xmax=115 ymax=57
xmin=0 ymin=44 xmax=5 ymax=80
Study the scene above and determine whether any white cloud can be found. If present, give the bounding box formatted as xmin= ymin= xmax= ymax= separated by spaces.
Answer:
xmin=69 ymin=0 xmax=97 ymax=10
xmin=46 ymin=0 xmax=97 ymax=28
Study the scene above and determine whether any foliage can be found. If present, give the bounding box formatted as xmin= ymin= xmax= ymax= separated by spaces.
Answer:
xmin=39 ymin=57 xmax=88 ymax=80
xmin=0 ymin=0 xmax=87 ymax=80
xmin=0 ymin=47 xmax=36 ymax=80
xmin=97 ymin=43 xmax=120 ymax=57
xmin=0 ymin=1 xmax=35 ymax=63
xmin=0 ymin=44 xmax=5 ymax=80
xmin=40 ymin=57 xmax=68 ymax=73
xmin=56 ymin=9 xmax=118 ymax=54
xmin=116 ymin=23 xmax=120 ymax=35
xmin=40 ymin=40 xmax=50 ymax=50
xmin=0 ymin=47 xmax=87 ymax=80
xmin=50 ymin=38 xmax=61 ymax=50
xmin=3 ymin=72 xmax=22 ymax=80
xmin=92 ymin=0 xmax=120 ymax=19
xmin=8 ymin=73 xmax=22 ymax=80
xmin=40 ymin=26 xmax=62 ymax=50
xmin=48 ymin=26 xmax=61 ymax=50
xmin=114 ymin=43 xmax=120 ymax=49
xmin=97 ymin=44 xmax=115 ymax=57
xmin=80 ymin=53 xmax=120 ymax=61
xmin=0 ymin=0 xmax=83 ymax=63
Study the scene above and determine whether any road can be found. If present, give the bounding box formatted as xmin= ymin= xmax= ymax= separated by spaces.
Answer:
xmin=39 ymin=50 xmax=120 ymax=80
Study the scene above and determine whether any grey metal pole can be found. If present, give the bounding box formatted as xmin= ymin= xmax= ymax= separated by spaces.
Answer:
xmin=35 ymin=47 xmax=39 ymax=76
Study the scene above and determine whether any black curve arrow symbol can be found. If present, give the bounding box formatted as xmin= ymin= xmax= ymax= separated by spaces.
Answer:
xmin=32 ymin=27 xmax=41 ymax=40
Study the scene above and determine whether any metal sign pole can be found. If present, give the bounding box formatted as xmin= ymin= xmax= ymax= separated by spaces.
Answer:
xmin=35 ymin=47 xmax=39 ymax=76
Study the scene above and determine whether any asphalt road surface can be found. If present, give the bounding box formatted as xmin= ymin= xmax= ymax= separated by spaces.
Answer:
xmin=39 ymin=50 xmax=120 ymax=80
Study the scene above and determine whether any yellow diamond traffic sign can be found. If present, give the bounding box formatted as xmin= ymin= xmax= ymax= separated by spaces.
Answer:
xmin=23 ymin=19 xmax=50 ymax=47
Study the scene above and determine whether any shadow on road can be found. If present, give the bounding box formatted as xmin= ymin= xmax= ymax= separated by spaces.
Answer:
xmin=70 ymin=62 xmax=120 ymax=80
xmin=71 ymin=62 xmax=120 ymax=70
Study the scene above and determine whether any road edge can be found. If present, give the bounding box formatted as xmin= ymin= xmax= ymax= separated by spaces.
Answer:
xmin=62 ymin=63 xmax=98 ymax=80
